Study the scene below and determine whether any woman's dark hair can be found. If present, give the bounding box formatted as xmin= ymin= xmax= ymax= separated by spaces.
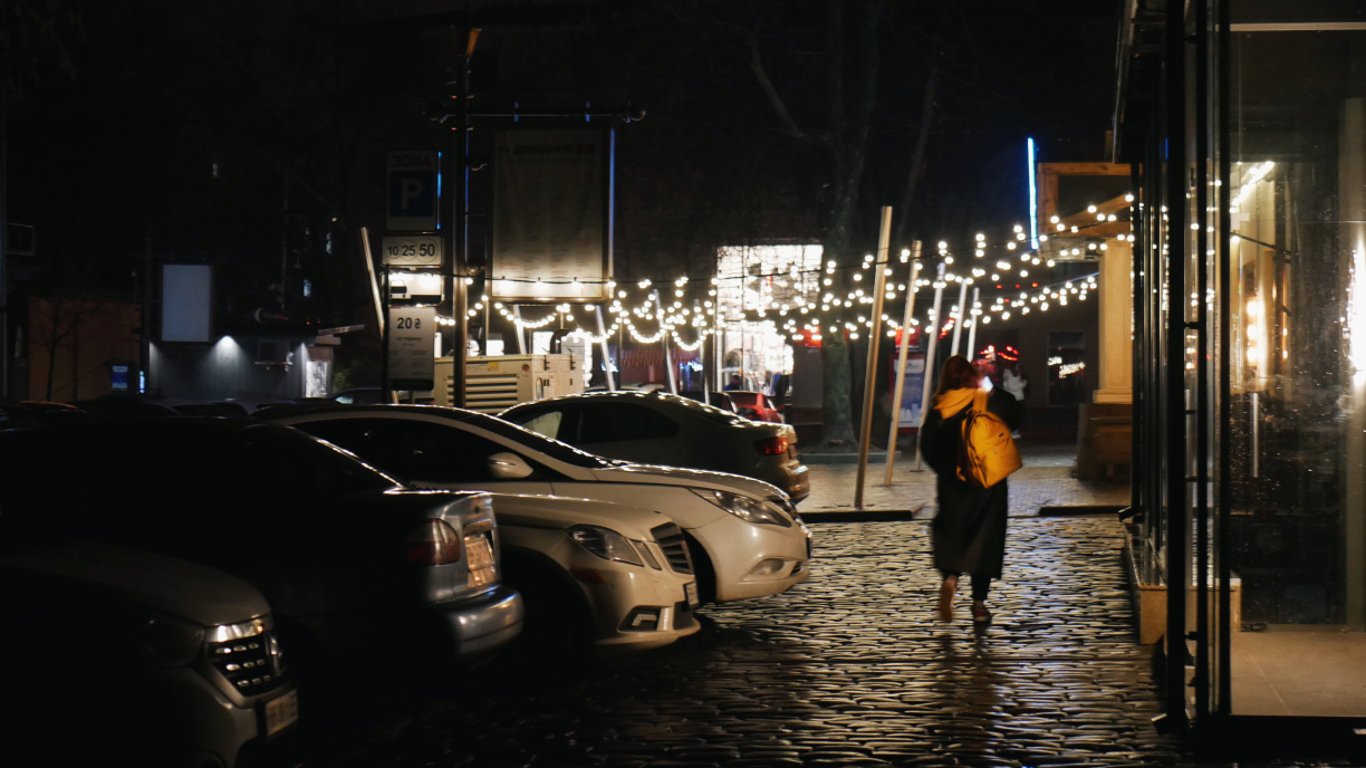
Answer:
xmin=936 ymin=355 xmax=979 ymax=394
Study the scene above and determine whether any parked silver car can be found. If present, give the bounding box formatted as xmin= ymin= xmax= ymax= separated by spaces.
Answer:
xmin=491 ymin=493 xmax=700 ymax=654
xmin=0 ymin=541 xmax=299 ymax=767
xmin=259 ymin=404 xmax=812 ymax=605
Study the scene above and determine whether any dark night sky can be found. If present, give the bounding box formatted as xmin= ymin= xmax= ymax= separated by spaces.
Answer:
xmin=3 ymin=0 xmax=1121 ymax=324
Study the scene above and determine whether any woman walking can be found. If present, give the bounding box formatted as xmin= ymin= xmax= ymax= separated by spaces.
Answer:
xmin=920 ymin=355 xmax=1022 ymax=625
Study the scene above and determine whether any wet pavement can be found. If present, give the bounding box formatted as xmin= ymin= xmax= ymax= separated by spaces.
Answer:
xmin=302 ymin=445 xmax=1358 ymax=768
xmin=797 ymin=439 xmax=1130 ymax=520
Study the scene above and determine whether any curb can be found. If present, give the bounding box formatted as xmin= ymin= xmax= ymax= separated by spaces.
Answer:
xmin=1037 ymin=505 xmax=1127 ymax=517
xmin=800 ymin=508 xmax=920 ymax=523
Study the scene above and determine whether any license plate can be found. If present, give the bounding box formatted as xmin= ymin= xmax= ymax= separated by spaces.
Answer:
xmin=262 ymin=689 xmax=299 ymax=738
xmin=465 ymin=534 xmax=496 ymax=588
xmin=684 ymin=581 xmax=699 ymax=608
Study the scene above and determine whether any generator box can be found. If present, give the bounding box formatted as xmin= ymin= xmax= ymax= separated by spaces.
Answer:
xmin=433 ymin=354 xmax=583 ymax=413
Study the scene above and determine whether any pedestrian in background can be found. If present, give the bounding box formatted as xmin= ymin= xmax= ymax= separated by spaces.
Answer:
xmin=919 ymin=355 xmax=1022 ymax=625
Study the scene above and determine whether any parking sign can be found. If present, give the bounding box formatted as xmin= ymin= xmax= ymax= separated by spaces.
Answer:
xmin=387 ymin=151 xmax=440 ymax=232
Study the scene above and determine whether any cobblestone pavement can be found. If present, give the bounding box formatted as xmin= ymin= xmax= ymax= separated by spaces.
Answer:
xmin=306 ymin=515 xmax=1237 ymax=768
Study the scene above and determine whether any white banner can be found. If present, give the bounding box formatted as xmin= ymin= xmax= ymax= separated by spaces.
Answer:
xmin=492 ymin=129 xmax=611 ymax=301
xmin=388 ymin=306 xmax=436 ymax=389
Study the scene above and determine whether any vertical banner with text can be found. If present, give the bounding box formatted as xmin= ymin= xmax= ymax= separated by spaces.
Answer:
xmin=896 ymin=353 xmax=927 ymax=428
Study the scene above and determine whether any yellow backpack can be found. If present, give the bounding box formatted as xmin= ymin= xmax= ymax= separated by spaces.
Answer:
xmin=956 ymin=390 xmax=1022 ymax=488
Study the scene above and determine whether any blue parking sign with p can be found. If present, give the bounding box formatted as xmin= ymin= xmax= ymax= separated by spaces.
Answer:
xmin=387 ymin=151 xmax=440 ymax=232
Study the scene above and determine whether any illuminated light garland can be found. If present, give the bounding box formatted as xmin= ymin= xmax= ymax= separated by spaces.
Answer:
xmin=457 ymin=214 xmax=1127 ymax=348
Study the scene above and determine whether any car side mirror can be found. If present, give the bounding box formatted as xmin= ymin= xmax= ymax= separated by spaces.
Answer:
xmin=488 ymin=451 xmax=534 ymax=480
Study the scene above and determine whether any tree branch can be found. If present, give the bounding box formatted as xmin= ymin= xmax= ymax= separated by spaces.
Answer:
xmin=744 ymin=34 xmax=806 ymax=140
xmin=893 ymin=63 xmax=938 ymax=247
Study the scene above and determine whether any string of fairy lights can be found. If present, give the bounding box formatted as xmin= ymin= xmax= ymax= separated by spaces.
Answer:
xmin=426 ymin=207 xmax=1129 ymax=350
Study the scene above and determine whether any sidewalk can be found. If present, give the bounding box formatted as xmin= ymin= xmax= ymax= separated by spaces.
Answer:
xmin=798 ymin=439 xmax=1130 ymax=522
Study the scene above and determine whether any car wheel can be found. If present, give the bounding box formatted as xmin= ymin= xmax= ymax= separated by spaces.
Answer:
xmin=501 ymin=552 xmax=592 ymax=662
xmin=681 ymin=531 xmax=717 ymax=605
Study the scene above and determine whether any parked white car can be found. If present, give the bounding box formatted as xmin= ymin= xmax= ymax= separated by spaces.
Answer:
xmin=491 ymin=493 xmax=700 ymax=652
xmin=261 ymin=405 xmax=813 ymax=604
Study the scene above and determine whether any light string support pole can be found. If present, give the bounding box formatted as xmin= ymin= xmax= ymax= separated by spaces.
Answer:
xmin=950 ymin=277 xmax=969 ymax=356
xmin=883 ymin=240 xmax=922 ymax=485
xmin=854 ymin=206 xmax=894 ymax=509
xmin=913 ymin=262 xmax=947 ymax=471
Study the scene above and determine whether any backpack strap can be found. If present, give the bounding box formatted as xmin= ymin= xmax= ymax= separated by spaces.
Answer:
xmin=971 ymin=389 xmax=989 ymax=414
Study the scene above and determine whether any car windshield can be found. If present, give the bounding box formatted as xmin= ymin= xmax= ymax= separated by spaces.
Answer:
xmin=447 ymin=409 xmax=627 ymax=468
xmin=726 ymin=392 xmax=758 ymax=406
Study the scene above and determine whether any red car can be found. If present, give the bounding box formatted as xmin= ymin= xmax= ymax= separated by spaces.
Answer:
xmin=726 ymin=391 xmax=784 ymax=423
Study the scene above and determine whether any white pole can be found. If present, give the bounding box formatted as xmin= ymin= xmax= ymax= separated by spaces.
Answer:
xmin=702 ymin=337 xmax=711 ymax=400
xmin=913 ymin=263 xmax=947 ymax=471
xmin=883 ymin=241 xmax=923 ymax=485
xmin=663 ymin=337 xmax=676 ymax=393
xmin=854 ymin=206 xmax=894 ymax=509
xmin=655 ymin=291 xmax=677 ymax=394
xmin=511 ymin=306 xmax=527 ymax=354
xmin=701 ymin=303 xmax=711 ymax=402
xmin=949 ymin=278 xmax=969 ymax=356
xmin=965 ymin=286 xmax=981 ymax=363
xmin=595 ymin=305 xmax=616 ymax=391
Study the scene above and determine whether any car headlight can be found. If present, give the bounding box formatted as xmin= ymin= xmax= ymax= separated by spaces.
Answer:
xmin=691 ymin=489 xmax=792 ymax=527
xmin=568 ymin=525 xmax=645 ymax=566
xmin=135 ymin=613 xmax=205 ymax=667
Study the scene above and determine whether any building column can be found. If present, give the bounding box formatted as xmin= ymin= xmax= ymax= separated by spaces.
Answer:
xmin=1075 ymin=236 xmax=1134 ymax=481
xmin=1093 ymin=238 xmax=1134 ymax=404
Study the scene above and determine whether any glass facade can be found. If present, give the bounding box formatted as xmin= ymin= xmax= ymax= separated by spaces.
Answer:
xmin=1120 ymin=0 xmax=1366 ymax=740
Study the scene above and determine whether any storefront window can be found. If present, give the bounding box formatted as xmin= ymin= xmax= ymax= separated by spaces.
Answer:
xmin=1045 ymin=330 xmax=1087 ymax=405
xmin=1217 ymin=7 xmax=1366 ymax=718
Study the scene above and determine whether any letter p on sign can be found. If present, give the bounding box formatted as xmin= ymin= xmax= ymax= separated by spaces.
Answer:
xmin=387 ymin=151 xmax=440 ymax=232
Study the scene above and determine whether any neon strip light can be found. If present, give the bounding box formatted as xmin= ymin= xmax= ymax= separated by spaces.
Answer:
xmin=1027 ymin=137 xmax=1039 ymax=250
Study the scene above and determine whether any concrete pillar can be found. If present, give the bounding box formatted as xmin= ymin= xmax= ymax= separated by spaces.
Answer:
xmin=1092 ymin=239 xmax=1134 ymax=404
xmin=1075 ymin=237 xmax=1134 ymax=480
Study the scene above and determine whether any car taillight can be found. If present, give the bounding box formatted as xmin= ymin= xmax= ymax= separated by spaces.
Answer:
xmin=405 ymin=519 xmax=463 ymax=565
xmin=756 ymin=436 xmax=788 ymax=456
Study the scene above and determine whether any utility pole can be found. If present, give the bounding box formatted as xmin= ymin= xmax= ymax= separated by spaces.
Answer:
xmin=447 ymin=26 xmax=480 ymax=407
xmin=854 ymin=206 xmax=893 ymax=508
xmin=0 ymin=89 xmax=8 ymax=399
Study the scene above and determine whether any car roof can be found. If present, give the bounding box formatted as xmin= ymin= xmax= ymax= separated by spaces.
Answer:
xmin=501 ymin=389 xmax=764 ymax=426
xmin=256 ymin=402 xmax=629 ymax=468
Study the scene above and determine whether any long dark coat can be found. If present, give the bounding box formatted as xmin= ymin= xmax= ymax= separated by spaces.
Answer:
xmin=919 ymin=386 xmax=1022 ymax=578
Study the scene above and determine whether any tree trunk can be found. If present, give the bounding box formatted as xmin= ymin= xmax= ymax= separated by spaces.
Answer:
xmin=821 ymin=330 xmax=854 ymax=446
xmin=816 ymin=0 xmax=883 ymax=449
xmin=43 ymin=297 xmax=61 ymax=402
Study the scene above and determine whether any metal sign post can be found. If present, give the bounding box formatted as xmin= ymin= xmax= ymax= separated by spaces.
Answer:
xmin=883 ymin=241 xmax=922 ymax=485
xmin=854 ymin=206 xmax=894 ymax=509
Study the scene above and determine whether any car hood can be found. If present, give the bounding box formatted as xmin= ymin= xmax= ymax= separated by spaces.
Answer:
xmin=484 ymin=492 xmax=673 ymax=538
xmin=589 ymin=463 xmax=789 ymax=502
xmin=0 ymin=541 xmax=271 ymax=628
